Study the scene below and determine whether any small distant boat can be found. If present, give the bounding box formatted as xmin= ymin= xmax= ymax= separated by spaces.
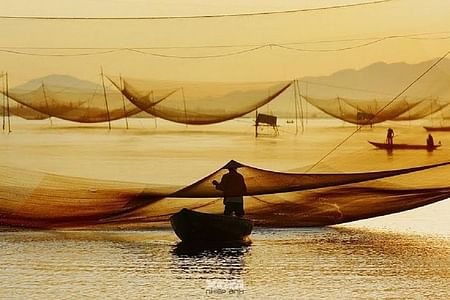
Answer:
xmin=424 ymin=126 xmax=450 ymax=132
xmin=170 ymin=208 xmax=253 ymax=246
xmin=368 ymin=141 xmax=441 ymax=151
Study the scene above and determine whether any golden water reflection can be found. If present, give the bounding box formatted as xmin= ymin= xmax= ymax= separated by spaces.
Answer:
xmin=1 ymin=227 xmax=448 ymax=299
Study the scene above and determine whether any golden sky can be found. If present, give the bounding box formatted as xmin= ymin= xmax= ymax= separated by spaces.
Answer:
xmin=1 ymin=0 xmax=449 ymax=85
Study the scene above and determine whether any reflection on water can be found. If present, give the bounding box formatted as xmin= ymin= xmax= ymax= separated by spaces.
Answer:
xmin=0 ymin=227 xmax=449 ymax=299
xmin=171 ymin=243 xmax=249 ymax=297
xmin=249 ymin=227 xmax=450 ymax=299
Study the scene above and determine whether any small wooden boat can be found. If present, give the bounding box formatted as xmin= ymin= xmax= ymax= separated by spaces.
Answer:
xmin=424 ymin=126 xmax=450 ymax=132
xmin=170 ymin=208 xmax=253 ymax=246
xmin=368 ymin=141 xmax=441 ymax=151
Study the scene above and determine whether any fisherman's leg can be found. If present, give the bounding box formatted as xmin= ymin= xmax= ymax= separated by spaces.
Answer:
xmin=224 ymin=204 xmax=233 ymax=216
xmin=235 ymin=202 xmax=245 ymax=217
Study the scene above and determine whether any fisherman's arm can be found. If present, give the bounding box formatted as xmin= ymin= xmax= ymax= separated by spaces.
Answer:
xmin=212 ymin=176 xmax=225 ymax=191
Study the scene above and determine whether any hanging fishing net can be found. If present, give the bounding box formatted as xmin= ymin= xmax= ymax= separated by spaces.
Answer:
xmin=2 ymin=101 xmax=49 ymax=120
xmin=433 ymin=104 xmax=450 ymax=120
xmin=297 ymin=58 xmax=450 ymax=125
xmin=302 ymin=96 xmax=420 ymax=125
xmin=0 ymin=165 xmax=176 ymax=228
xmin=5 ymin=84 xmax=143 ymax=123
xmin=109 ymin=160 xmax=450 ymax=227
xmin=0 ymin=160 xmax=448 ymax=228
xmin=242 ymin=184 xmax=450 ymax=227
xmin=108 ymin=76 xmax=293 ymax=125
xmin=394 ymin=98 xmax=450 ymax=121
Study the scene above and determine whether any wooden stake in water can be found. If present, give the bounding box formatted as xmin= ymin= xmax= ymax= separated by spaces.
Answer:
xmin=293 ymin=79 xmax=299 ymax=135
xmin=2 ymin=71 xmax=5 ymax=131
xmin=100 ymin=67 xmax=112 ymax=130
xmin=255 ymin=109 xmax=258 ymax=138
xmin=119 ymin=74 xmax=129 ymax=129
xmin=6 ymin=72 xmax=11 ymax=133
xmin=42 ymin=82 xmax=53 ymax=126
xmin=181 ymin=87 xmax=188 ymax=128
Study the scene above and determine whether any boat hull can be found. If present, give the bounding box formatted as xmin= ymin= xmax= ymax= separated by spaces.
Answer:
xmin=424 ymin=126 xmax=450 ymax=132
xmin=170 ymin=208 xmax=253 ymax=245
xmin=368 ymin=141 xmax=440 ymax=150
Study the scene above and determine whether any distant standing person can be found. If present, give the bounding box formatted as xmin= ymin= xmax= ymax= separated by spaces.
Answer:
xmin=212 ymin=165 xmax=247 ymax=217
xmin=427 ymin=134 xmax=434 ymax=148
xmin=386 ymin=128 xmax=394 ymax=145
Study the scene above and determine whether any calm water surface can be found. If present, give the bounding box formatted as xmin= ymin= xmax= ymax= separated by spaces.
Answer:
xmin=1 ymin=224 xmax=449 ymax=299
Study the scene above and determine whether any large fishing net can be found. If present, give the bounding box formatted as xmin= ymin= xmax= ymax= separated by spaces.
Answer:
xmin=301 ymin=96 xmax=421 ymax=125
xmin=432 ymin=104 xmax=450 ymax=120
xmin=2 ymin=101 xmax=49 ymax=120
xmin=108 ymin=76 xmax=293 ymax=125
xmin=1 ymin=160 xmax=448 ymax=228
xmin=394 ymin=98 xmax=449 ymax=121
xmin=5 ymin=84 xmax=143 ymax=123
xmin=298 ymin=58 xmax=450 ymax=124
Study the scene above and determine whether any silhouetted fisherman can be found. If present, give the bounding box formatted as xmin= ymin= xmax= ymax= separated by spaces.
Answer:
xmin=212 ymin=162 xmax=247 ymax=217
xmin=386 ymin=128 xmax=394 ymax=145
xmin=427 ymin=134 xmax=434 ymax=148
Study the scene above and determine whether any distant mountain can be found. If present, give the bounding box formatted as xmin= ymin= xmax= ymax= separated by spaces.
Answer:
xmin=14 ymin=74 xmax=102 ymax=91
xmin=300 ymin=58 xmax=450 ymax=99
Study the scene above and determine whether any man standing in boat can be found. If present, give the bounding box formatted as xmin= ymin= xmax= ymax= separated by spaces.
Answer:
xmin=386 ymin=128 xmax=394 ymax=145
xmin=426 ymin=134 xmax=434 ymax=148
xmin=212 ymin=163 xmax=247 ymax=217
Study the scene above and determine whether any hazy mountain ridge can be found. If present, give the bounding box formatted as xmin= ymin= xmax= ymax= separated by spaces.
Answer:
xmin=14 ymin=74 xmax=103 ymax=91
xmin=14 ymin=58 xmax=450 ymax=96
xmin=301 ymin=58 xmax=450 ymax=99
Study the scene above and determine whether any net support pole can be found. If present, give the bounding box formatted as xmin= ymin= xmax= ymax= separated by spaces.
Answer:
xmin=150 ymin=90 xmax=157 ymax=129
xmin=181 ymin=87 xmax=188 ymax=128
xmin=293 ymin=79 xmax=299 ymax=135
xmin=119 ymin=74 xmax=129 ymax=129
xmin=6 ymin=72 xmax=11 ymax=133
xmin=100 ymin=67 xmax=112 ymax=130
xmin=295 ymin=80 xmax=304 ymax=133
xmin=255 ymin=109 xmax=258 ymax=137
xmin=42 ymin=83 xmax=53 ymax=126
xmin=438 ymin=99 xmax=444 ymax=126
xmin=299 ymin=81 xmax=305 ymax=133
xmin=2 ymin=71 xmax=5 ymax=132
xmin=298 ymin=80 xmax=303 ymax=134
xmin=305 ymin=82 xmax=308 ymax=126
xmin=337 ymin=96 xmax=345 ymax=127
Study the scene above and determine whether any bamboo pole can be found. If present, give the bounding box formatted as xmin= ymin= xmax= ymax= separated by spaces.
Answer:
xmin=6 ymin=72 xmax=11 ymax=133
xmin=295 ymin=80 xmax=304 ymax=133
xmin=119 ymin=74 xmax=129 ymax=129
xmin=42 ymin=83 xmax=53 ymax=126
xmin=304 ymin=82 xmax=308 ymax=126
xmin=2 ymin=71 xmax=5 ymax=131
xmin=293 ymin=79 xmax=299 ymax=135
xmin=255 ymin=109 xmax=258 ymax=137
xmin=181 ymin=87 xmax=188 ymax=128
xmin=150 ymin=90 xmax=157 ymax=128
xmin=100 ymin=67 xmax=112 ymax=130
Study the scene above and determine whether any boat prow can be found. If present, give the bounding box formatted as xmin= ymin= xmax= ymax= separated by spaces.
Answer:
xmin=170 ymin=208 xmax=253 ymax=246
xmin=368 ymin=141 xmax=441 ymax=151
